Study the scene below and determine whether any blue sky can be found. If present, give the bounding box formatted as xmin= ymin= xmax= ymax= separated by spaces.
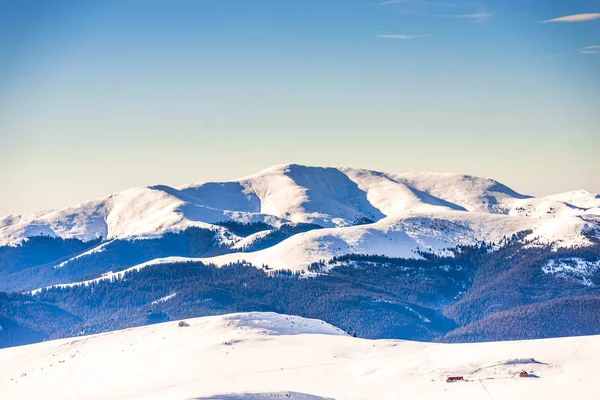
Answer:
xmin=0 ymin=0 xmax=599 ymax=215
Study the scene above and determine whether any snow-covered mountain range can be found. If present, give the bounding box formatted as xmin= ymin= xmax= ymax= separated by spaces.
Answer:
xmin=1 ymin=311 xmax=598 ymax=400
xmin=2 ymin=164 xmax=599 ymax=273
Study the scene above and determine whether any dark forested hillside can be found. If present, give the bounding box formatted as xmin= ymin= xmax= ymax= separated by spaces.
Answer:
xmin=1 ymin=238 xmax=599 ymax=349
xmin=0 ymin=292 xmax=81 ymax=348
xmin=214 ymin=221 xmax=273 ymax=237
xmin=32 ymin=255 xmax=471 ymax=343
xmin=0 ymin=236 xmax=101 ymax=277
xmin=441 ymin=296 xmax=600 ymax=342
xmin=0 ymin=227 xmax=224 ymax=292
xmin=0 ymin=223 xmax=325 ymax=293
xmin=443 ymin=242 xmax=600 ymax=326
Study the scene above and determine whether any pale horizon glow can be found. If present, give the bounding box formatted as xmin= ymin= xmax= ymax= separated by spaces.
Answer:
xmin=1 ymin=0 xmax=599 ymax=216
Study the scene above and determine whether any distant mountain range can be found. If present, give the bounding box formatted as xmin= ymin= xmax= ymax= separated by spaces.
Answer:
xmin=1 ymin=164 xmax=599 ymax=274
xmin=0 ymin=164 xmax=599 ymax=347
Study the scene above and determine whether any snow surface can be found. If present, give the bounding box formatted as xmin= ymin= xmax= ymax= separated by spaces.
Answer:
xmin=0 ymin=312 xmax=598 ymax=400
xmin=542 ymin=258 xmax=600 ymax=287
xmin=2 ymin=164 xmax=599 ymax=274
xmin=545 ymin=190 xmax=600 ymax=210
xmin=150 ymin=293 xmax=177 ymax=305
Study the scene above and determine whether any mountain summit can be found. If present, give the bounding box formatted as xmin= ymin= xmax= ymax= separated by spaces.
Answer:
xmin=1 ymin=164 xmax=598 ymax=276
xmin=2 ymin=164 xmax=598 ymax=245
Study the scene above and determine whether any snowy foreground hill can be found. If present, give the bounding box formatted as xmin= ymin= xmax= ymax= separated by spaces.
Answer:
xmin=1 ymin=164 xmax=599 ymax=277
xmin=0 ymin=312 xmax=598 ymax=400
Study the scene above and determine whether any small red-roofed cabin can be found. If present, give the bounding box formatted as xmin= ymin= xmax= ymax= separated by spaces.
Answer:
xmin=446 ymin=376 xmax=464 ymax=383
xmin=520 ymin=370 xmax=529 ymax=378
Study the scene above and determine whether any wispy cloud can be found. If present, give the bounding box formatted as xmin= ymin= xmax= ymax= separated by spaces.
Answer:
xmin=380 ymin=0 xmax=491 ymax=20
xmin=455 ymin=12 xmax=491 ymax=19
xmin=380 ymin=0 xmax=459 ymax=6
xmin=377 ymin=34 xmax=428 ymax=39
xmin=579 ymin=45 xmax=600 ymax=54
xmin=242 ymin=31 xmax=265 ymax=37
xmin=386 ymin=8 xmax=492 ymax=19
xmin=543 ymin=13 xmax=600 ymax=23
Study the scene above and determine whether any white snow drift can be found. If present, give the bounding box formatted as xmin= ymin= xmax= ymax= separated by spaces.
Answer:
xmin=0 ymin=312 xmax=598 ymax=400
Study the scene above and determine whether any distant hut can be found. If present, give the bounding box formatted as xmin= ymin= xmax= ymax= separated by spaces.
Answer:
xmin=519 ymin=370 xmax=529 ymax=378
xmin=446 ymin=376 xmax=464 ymax=383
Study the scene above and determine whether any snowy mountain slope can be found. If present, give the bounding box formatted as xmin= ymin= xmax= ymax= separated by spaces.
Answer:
xmin=0 ymin=185 xmax=288 ymax=245
xmin=182 ymin=164 xmax=388 ymax=227
xmin=546 ymin=190 xmax=600 ymax=210
xmin=120 ymin=211 xmax=596 ymax=272
xmin=341 ymin=167 xmax=531 ymax=215
xmin=231 ymin=230 xmax=274 ymax=250
xmin=508 ymin=197 xmax=586 ymax=218
xmin=0 ymin=312 xmax=598 ymax=400
xmin=1 ymin=164 xmax=598 ymax=273
xmin=336 ymin=168 xmax=468 ymax=215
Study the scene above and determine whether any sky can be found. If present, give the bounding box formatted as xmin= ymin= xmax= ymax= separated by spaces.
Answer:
xmin=1 ymin=0 xmax=599 ymax=215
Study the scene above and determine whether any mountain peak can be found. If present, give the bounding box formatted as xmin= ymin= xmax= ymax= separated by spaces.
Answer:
xmin=0 ymin=164 xmax=597 ymax=253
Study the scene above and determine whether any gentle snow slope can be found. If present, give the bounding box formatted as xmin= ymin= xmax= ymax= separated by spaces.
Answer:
xmin=546 ymin=190 xmax=600 ymax=210
xmin=0 ymin=312 xmax=598 ymax=400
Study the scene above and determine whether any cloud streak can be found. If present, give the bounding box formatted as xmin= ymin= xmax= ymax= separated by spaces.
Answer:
xmin=543 ymin=13 xmax=600 ymax=23
xmin=377 ymin=34 xmax=428 ymax=39
xmin=455 ymin=12 xmax=491 ymax=19
xmin=386 ymin=8 xmax=491 ymax=19
xmin=579 ymin=45 xmax=600 ymax=54
xmin=380 ymin=0 xmax=491 ymax=20
xmin=242 ymin=31 xmax=265 ymax=37
xmin=380 ymin=0 xmax=459 ymax=6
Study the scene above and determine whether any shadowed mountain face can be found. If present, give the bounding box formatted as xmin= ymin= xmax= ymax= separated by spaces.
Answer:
xmin=180 ymin=182 xmax=262 ymax=213
xmin=281 ymin=165 xmax=386 ymax=225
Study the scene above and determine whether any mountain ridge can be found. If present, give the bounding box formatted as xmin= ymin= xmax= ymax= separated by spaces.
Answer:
xmin=1 ymin=164 xmax=597 ymax=245
xmin=1 ymin=164 xmax=599 ymax=280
